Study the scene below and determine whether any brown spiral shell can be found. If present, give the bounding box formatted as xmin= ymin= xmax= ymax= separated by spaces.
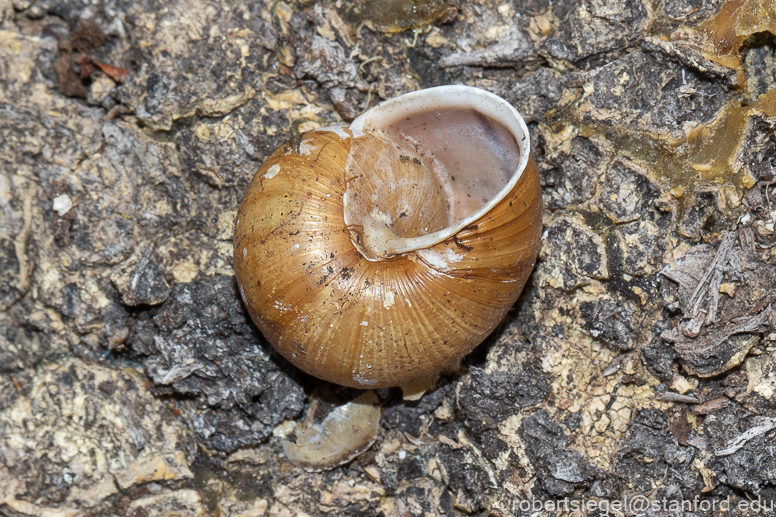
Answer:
xmin=234 ymin=86 xmax=542 ymax=388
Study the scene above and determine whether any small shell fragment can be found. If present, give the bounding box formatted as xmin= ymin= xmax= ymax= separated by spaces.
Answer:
xmin=52 ymin=194 xmax=73 ymax=216
xmin=283 ymin=391 xmax=380 ymax=471
xmin=400 ymin=374 xmax=439 ymax=401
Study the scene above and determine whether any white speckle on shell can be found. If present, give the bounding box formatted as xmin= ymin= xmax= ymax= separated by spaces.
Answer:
xmin=292 ymin=243 xmax=300 ymax=250
xmin=273 ymin=300 xmax=292 ymax=313
xmin=298 ymin=138 xmax=317 ymax=155
xmin=383 ymin=291 xmax=395 ymax=309
xmin=317 ymin=125 xmax=350 ymax=140
xmin=243 ymin=247 xmax=247 ymax=259
xmin=360 ymin=320 xmax=368 ymax=326
xmin=264 ymin=163 xmax=281 ymax=179
xmin=353 ymin=374 xmax=377 ymax=386
xmin=417 ymin=247 xmax=463 ymax=271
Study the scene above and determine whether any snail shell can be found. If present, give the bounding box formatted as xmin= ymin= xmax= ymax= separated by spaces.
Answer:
xmin=283 ymin=390 xmax=380 ymax=471
xmin=234 ymin=85 xmax=542 ymax=388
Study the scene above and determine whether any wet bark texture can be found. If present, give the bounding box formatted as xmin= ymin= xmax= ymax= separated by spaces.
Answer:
xmin=1 ymin=0 xmax=776 ymax=515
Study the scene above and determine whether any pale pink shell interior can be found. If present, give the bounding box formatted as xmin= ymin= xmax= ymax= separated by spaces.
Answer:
xmin=344 ymin=85 xmax=531 ymax=257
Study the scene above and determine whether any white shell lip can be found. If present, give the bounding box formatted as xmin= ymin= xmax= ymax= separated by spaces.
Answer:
xmin=348 ymin=85 xmax=531 ymax=255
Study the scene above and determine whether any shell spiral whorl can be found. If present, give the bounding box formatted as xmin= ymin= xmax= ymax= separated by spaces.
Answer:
xmin=234 ymin=85 xmax=542 ymax=388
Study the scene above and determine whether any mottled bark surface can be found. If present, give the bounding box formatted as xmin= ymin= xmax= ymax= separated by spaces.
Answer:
xmin=1 ymin=0 xmax=776 ymax=515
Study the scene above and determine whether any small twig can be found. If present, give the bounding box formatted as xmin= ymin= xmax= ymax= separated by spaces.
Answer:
xmin=129 ymin=243 xmax=154 ymax=291
xmin=656 ymin=391 xmax=700 ymax=404
xmin=358 ymin=56 xmax=383 ymax=76
xmin=358 ymin=82 xmax=377 ymax=117
xmin=692 ymin=397 xmax=730 ymax=415
xmin=675 ymin=303 xmax=773 ymax=357
xmin=739 ymin=226 xmax=756 ymax=254
xmin=683 ymin=232 xmax=736 ymax=335
xmin=715 ymin=417 xmax=776 ymax=456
